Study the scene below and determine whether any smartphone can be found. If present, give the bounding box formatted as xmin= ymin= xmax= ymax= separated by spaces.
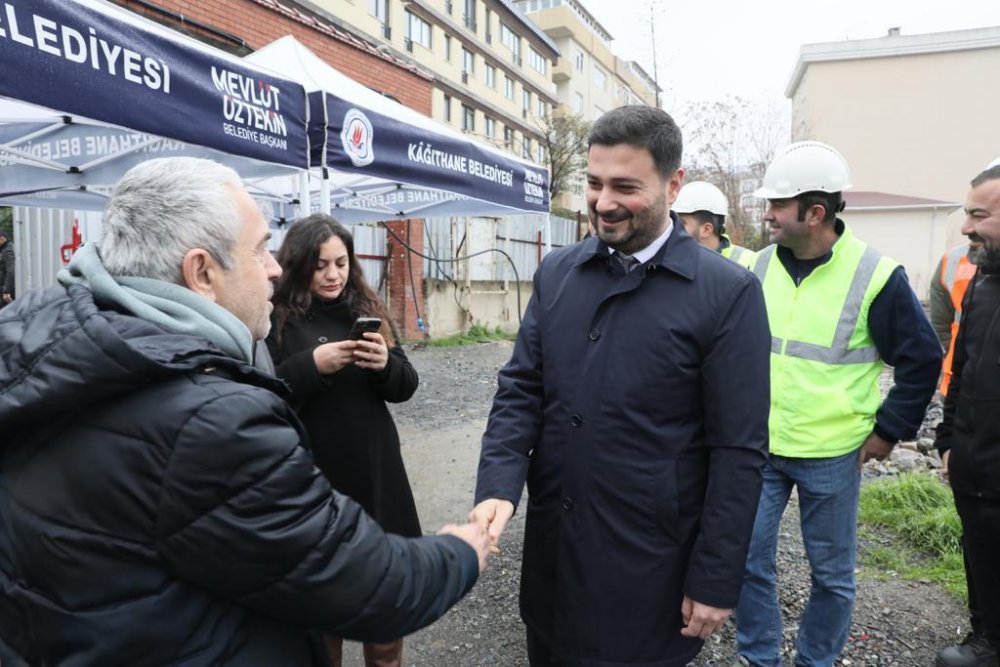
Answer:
xmin=348 ymin=317 xmax=382 ymax=340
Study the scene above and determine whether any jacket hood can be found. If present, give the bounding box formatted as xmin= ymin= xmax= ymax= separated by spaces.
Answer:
xmin=0 ymin=284 xmax=280 ymax=436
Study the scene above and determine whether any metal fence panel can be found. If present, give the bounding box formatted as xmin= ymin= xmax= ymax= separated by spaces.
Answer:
xmin=423 ymin=214 xmax=576 ymax=282
xmin=13 ymin=207 xmax=102 ymax=294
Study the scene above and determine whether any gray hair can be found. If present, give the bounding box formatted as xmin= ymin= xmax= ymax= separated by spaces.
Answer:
xmin=101 ymin=157 xmax=244 ymax=283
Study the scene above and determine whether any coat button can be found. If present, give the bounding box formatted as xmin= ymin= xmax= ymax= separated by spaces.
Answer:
xmin=562 ymin=497 xmax=575 ymax=511
xmin=588 ymin=328 xmax=600 ymax=341
xmin=570 ymin=415 xmax=582 ymax=427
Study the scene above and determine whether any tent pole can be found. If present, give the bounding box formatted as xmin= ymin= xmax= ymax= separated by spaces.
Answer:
xmin=298 ymin=171 xmax=311 ymax=217
xmin=543 ymin=212 xmax=552 ymax=257
xmin=320 ymin=168 xmax=331 ymax=215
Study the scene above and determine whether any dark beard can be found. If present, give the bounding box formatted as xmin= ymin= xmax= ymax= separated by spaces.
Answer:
xmin=969 ymin=242 xmax=1000 ymax=273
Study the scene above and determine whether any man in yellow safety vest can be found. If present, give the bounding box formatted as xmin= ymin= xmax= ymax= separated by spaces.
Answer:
xmin=674 ymin=181 xmax=755 ymax=268
xmin=732 ymin=141 xmax=942 ymax=667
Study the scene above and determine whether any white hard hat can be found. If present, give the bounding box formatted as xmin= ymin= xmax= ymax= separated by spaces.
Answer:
xmin=674 ymin=181 xmax=729 ymax=216
xmin=985 ymin=157 xmax=1000 ymax=170
xmin=754 ymin=141 xmax=852 ymax=199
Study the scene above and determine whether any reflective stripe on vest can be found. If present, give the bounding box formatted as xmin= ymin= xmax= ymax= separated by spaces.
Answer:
xmin=721 ymin=243 xmax=755 ymax=269
xmin=941 ymin=244 xmax=975 ymax=325
xmin=753 ymin=244 xmax=882 ymax=365
xmin=939 ymin=244 xmax=976 ymax=396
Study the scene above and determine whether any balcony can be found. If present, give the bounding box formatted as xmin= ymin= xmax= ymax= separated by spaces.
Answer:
xmin=461 ymin=70 xmax=469 ymax=84
xmin=445 ymin=0 xmax=453 ymax=14
xmin=463 ymin=14 xmax=477 ymax=32
xmin=404 ymin=37 xmax=413 ymax=52
xmin=485 ymin=32 xmax=492 ymax=44
xmin=381 ymin=23 xmax=391 ymax=39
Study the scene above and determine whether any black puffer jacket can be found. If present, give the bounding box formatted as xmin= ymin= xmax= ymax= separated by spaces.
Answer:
xmin=0 ymin=285 xmax=478 ymax=666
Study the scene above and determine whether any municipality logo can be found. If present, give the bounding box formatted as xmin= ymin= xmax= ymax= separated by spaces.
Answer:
xmin=341 ymin=108 xmax=374 ymax=167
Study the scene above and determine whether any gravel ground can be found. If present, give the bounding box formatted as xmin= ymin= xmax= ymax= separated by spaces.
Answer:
xmin=370 ymin=342 xmax=968 ymax=667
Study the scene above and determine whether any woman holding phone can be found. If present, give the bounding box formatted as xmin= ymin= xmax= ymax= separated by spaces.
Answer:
xmin=267 ymin=214 xmax=420 ymax=667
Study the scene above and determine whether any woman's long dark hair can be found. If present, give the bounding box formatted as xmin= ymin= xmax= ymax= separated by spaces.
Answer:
xmin=272 ymin=214 xmax=396 ymax=346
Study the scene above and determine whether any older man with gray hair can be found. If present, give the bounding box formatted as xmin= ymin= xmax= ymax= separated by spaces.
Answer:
xmin=0 ymin=157 xmax=489 ymax=666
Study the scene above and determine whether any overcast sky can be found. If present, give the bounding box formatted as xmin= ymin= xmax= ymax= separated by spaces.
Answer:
xmin=580 ymin=0 xmax=1000 ymax=110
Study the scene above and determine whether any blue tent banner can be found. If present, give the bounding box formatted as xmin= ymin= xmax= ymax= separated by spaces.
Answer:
xmin=323 ymin=93 xmax=550 ymax=213
xmin=0 ymin=0 xmax=309 ymax=168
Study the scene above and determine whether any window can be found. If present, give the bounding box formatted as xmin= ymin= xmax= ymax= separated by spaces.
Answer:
xmin=537 ymin=143 xmax=545 ymax=164
xmin=537 ymin=99 xmax=546 ymax=118
xmin=464 ymin=0 xmax=477 ymax=31
xmin=371 ymin=0 xmax=389 ymax=37
xmin=574 ymin=50 xmax=584 ymax=72
xmin=504 ymin=76 xmax=515 ymax=100
xmin=462 ymin=47 xmax=475 ymax=75
xmin=529 ymin=47 xmax=546 ymax=75
xmin=594 ymin=66 xmax=607 ymax=91
xmin=485 ymin=116 xmax=496 ymax=138
xmin=504 ymin=125 xmax=514 ymax=148
xmin=522 ymin=89 xmax=531 ymax=113
xmin=444 ymin=34 xmax=452 ymax=61
xmin=406 ymin=11 xmax=432 ymax=49
xmin=462 ymin=104 xmax=475 ymax=132
xmin=522 ymin=136 xmax=532 ymax=160
xmin=485 ymin=63 xmax=496 ymax=88
xmin=443 ymin=94 xmax=452 ymax=123
xmin=501 ymin=23 xmax=520 ymax=64
xmin=572 ymin=92 xmax=583 ymax=114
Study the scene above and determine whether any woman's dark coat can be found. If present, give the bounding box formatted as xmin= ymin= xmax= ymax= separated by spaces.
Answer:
xmin=267 ymin=298 xmax=421 ymax=537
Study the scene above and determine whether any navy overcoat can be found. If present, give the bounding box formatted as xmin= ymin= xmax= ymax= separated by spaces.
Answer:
xmin=476 ymin=220 xmax=771 ymax=666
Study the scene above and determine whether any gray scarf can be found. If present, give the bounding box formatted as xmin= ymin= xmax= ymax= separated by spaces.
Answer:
xmin=58 ymin=244 xmax=254 ymax=363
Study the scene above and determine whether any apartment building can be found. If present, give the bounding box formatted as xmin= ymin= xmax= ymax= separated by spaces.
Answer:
xmin=296 ymin=0 xmax=560 ymax=167
xmin=515 ymin=0 xmax=660 ymax=211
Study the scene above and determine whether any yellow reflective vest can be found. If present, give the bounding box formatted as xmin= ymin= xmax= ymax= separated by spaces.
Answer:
xmin=721 ymin=244 xmax=755 ymax=269
xmin=752 ymin=225 xmax=898 ymax=458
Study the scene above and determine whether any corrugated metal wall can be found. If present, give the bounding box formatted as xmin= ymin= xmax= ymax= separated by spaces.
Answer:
xmin=12 ymin=209 xmax=388 ymax=299
xmin=12 ymin=207 xmax=102 ymax=294
xmin=423 ymin=214 xmax=577 ymax=282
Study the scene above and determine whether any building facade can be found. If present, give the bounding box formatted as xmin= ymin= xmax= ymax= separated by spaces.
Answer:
xmin=515 ymin=0 xmax=659 ymax=211
xmin=787 ymin=25 xmax=1000 ymax=295
xmin=298 ymin=0 xmax=559 ymax=168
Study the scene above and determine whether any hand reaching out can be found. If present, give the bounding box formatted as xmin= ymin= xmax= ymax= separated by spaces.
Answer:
xmin=468 ymin=499 xmax=515 ymax=554
xmin=437 ymin=522 xmax=491 ymax=572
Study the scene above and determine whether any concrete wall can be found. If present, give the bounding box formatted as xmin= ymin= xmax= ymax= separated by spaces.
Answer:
xmin=425 ymin=277 xmax=533 ymax=337
xmin=791 ymin=43 xmax=1000 ymax=250
xmin=841 ymin=207 xmax=955 ymax=301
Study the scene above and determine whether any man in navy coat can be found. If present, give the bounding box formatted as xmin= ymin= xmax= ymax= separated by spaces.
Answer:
xmin=471 ymin=105 xmax=772 ymax=666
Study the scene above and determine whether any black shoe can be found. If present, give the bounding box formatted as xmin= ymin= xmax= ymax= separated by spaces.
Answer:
xmin=936 ymin=632 xmax=999 ymax=667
